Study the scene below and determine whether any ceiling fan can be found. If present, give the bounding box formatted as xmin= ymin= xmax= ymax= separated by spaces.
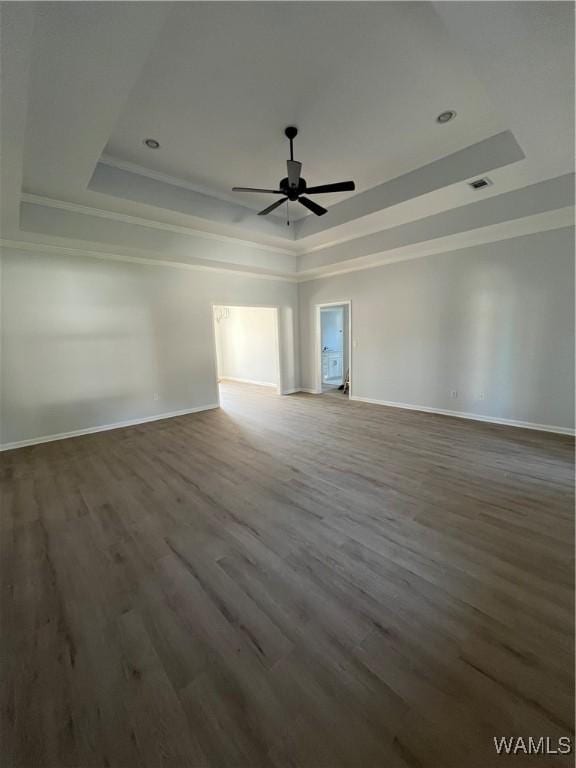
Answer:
xmin=232 ymin=127 xmax=355 ymax=218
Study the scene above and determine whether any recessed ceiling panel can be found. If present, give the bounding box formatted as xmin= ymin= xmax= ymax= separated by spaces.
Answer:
xmin=105 ymin=2 xmax=503 ymax=213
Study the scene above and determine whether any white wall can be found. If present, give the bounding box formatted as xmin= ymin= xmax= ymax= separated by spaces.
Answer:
xmin=2 ymin=226 xmax=573 ymax=447
xmin=0 ymin=248 xmax=299 ymax=447
xmin=215 ymin=306 xmax=278 ymax=387
xmin=299 ymin=227 xmax=575 ymax=432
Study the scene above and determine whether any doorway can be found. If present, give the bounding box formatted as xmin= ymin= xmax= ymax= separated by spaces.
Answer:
xmin=212 ymin=305 xmax=282 ymax=396
xmin=315 ymin=301 xmax=351 ymax=397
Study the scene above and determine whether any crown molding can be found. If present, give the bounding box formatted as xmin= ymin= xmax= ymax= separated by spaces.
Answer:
xmin=5 ymin=211 xmax=571 ymax=287
xmin=21 ymin=193 xmax=298 ymax=256
xmin=294 ymin=130 xmax=525 ymax=240
xmin=14 ymin=196 xmax=573 ymax=285
xmin=100 ymin=154 xmax=264 ymax=212
xmin=297 ymin=208 xmax=575 ymax=282
xmin=0 ymin=238 xmax=298 ymax=283
xmin=100 ymin=154 xmax=310 ymax=226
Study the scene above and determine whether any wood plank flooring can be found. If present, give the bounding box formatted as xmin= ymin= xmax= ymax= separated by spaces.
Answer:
xmin=1 ymin=382 xmax=574 ymax=767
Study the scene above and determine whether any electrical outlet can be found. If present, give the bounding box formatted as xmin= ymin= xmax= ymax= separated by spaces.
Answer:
xmin=153 ymin=392 xmax=159 ymax=401
xmin=478 ymin=392 xmax=485 ymax=401
xmin=450 ymin=390 xmax=458 ymax=399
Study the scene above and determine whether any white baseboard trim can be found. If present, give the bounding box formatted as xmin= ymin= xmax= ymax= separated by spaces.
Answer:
xmin=281 ymin=388 xmax=301 ymax=395
xmin=298 ymin=387 xmax=320 ymax=394
xmin=0 ymin=403 xmax=220 ymax=452
xmin=220 ymin=377 xmax=276 ymax=388
xmin=349 ymin=396 xmax=575 ymax=436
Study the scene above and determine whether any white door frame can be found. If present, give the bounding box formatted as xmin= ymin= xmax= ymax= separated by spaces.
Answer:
xmin=211 ymin=303 xmax=284 ymax=398
xmin=314 ymin=301 xmax=352 ymax=397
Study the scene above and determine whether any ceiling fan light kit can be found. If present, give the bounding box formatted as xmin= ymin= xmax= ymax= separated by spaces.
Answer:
xmin=232 ymin=126 xmax=356 ymax=220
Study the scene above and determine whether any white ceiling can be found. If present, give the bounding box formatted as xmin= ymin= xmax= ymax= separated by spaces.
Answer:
xmin=1 ymin=1 xmax=574 ymax=277
xmin=105 ymin=2 xmax=502 ymax=214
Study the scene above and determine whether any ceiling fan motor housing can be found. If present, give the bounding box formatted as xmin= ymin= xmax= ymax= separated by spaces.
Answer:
xmin=280 ymin=176 xmax=307 ymax=201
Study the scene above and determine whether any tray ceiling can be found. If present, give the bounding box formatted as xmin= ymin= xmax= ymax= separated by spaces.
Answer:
xmin=1 ymin=1 xmax=573 ymax=277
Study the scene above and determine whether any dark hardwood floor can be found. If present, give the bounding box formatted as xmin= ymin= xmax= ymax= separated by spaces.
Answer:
xmin=1 ymin=382 xmax=574 ymax=767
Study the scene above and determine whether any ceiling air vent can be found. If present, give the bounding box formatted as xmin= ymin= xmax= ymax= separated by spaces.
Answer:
xmin=468 ymin=177 xmax=493 ymax=190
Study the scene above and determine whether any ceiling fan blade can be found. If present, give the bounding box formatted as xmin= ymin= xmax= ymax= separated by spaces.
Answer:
xmin=298 ymin=196 xmax=327 ymax=216
xmin=257 ymin=197 xmax=287 ymax=216
xmin=305 ymin=181 xmax=356 ymax=194
xmin=287 ymin=160 xmax=302 ymax=189
xmin=232 ymin=187 xmax=283 ymax=194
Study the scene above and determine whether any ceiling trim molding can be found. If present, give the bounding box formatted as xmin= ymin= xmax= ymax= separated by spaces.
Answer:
xmin=21 ymin=193 xmax=298 ymax=256
xmin=294 ymin=130 xmax=525 ymax=240
xmin=0 ymin=238 xmax=298 ymax=283
xmin=297 ymin=172 xmax=574 ymax=273
xmin=2 ymin=212 xmax=572 ymax=286
xmin=100 ymin=153 xmax=253 ymax=211
xmin=297 ymin=210 xmax=574 ymax=282
xmin=89 ymin=162 xmax=296 ymax=243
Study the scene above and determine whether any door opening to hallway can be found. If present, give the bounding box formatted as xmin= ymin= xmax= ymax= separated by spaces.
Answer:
xmin=213 ymin=305 xmax=282 ymax=397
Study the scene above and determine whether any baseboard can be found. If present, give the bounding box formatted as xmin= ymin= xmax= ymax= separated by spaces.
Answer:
xmin=0 ymin=403 xmax=220 ymax=452
xmin=220 ymin=377 xmax=276 ymax=388
xmin=281 ymin=388 xmax=302 ymax=395
xmin=349 ymin=396 xmax=575 ymax=436
xmin=5 ymin=395 xmax=570 ymax=451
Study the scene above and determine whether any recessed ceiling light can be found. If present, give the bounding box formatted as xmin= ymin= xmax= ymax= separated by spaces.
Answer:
xmin=436 ymin=110 xmax=457 ymax=124
xmin=143 ymin=138 xmax=160 ymax=149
